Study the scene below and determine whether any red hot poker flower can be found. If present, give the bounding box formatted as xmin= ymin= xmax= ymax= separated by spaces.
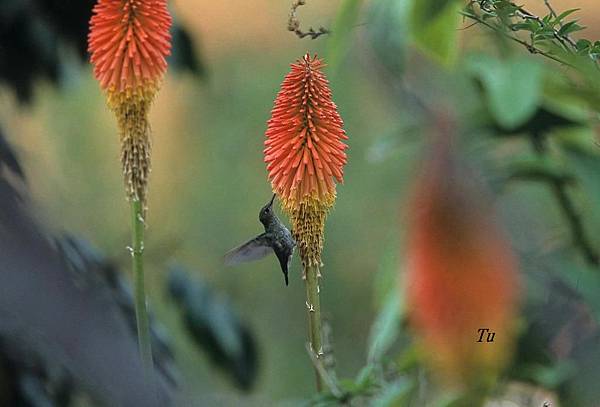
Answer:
xmin=264 ymin=54 xmax=348 ymax=268
xmin=88 ymin=0 xmax=172 ymax=205
xmin=88 ymin=0 xmax=171 ymax=98
xmin=265 ymin=54 xmax=347 ymax=208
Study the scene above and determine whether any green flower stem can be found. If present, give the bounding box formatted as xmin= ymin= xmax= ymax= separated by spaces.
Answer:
xmin=131 ymin=198 xmax=154 ymax=372
xmin=304 ymin=263 xmax=324 ymax=392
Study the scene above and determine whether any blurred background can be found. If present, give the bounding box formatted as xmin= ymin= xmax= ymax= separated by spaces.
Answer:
xmin=2 ymin=0 xmax=600 ymax=405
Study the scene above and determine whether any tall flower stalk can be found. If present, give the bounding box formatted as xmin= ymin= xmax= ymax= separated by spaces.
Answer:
xmin=88 ymin=0 xmax=172 ymax=370
xmin=264 ymin=54 xmax=348 ymax=391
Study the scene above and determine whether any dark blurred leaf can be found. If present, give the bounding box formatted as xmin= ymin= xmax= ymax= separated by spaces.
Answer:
xmin=490 ymin=106 xmax=582 ymax=137
xmin=327 ymin=0 xmax=364 ymax=72
xmin=468 ymin=55 xmax=543 ymax=129
xmin=170 ymin=24 xmax=207 ymax=78
xmin=55 ymin=235 xmax=179 ymax=388
xmin=0 ymin=4 xmax=60 ymax=104
xmin=167 ymin=265 xmax=258 ymax=390
xmin=410 ymin=0 xmax=460 ymax=66
xmin=0 ymin=2 xmax=205 ymax=105
xmin=0 ymin=161 xmax=172 ymax=406
xmin=0 ymin=126 xmax=24 ymax=179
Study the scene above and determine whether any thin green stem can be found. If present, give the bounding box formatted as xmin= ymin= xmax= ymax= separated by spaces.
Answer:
xmin=460 ymin=11 xmax=572 ymax=67
xmin=131 ymin=199 xmax=154 ymax=372
xmin=304 ymin=263 xmax=324 ymax=392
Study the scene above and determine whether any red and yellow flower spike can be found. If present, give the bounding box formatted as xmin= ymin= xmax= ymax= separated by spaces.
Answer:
xmin=264 ymin=53 xmax=348 ymax=269
xmin=88 ymin=0 xmax=172 ymax=205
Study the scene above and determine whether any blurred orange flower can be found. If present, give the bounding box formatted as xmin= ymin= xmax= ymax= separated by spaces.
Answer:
xmin=405 ymin=130 xmax=520 ymax=388
xmin=264 ymin=54 xmax=348 ymax=268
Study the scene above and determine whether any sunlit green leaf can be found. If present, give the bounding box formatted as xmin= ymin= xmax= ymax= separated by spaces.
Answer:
xmin=553 ymin=8 xmax=580 ymax=26
xmin=559 ymin=20 xmax=585 ymax=36
xmin=410 ymin=0 xmax=461 ymax=66
xmin=468 ymin=55 xmax=543 ymax=129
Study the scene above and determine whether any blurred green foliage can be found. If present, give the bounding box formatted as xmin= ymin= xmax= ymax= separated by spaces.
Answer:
xmin=3 ymin=0 xmax=600 ymax=405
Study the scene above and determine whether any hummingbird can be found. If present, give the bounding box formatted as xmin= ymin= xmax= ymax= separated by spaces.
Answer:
xmin=224 ymin=194 xmax=296 ymax=286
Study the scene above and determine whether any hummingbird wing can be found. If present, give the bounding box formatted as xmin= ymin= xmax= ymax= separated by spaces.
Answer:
xmin=224 ymin=233 xmax=273 ymax=266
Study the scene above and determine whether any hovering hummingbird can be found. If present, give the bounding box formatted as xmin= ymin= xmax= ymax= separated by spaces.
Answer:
xmin=224 ymin=194 xmax=296 ymax=286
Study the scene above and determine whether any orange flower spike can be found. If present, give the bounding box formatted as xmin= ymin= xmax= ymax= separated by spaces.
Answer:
xmin=88 ymin=0 xmax=172 ymax=206
xmin=265 ymin=54 xmax=348 ymax=269
xmin=405 ymin=131 xmax=520 ymax=389
xmin=89 ymin=0 xmax=171 ymax=96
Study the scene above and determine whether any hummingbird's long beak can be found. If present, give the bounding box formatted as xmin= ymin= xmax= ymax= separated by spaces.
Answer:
xmin=268 ymin=193 xmax=276 ymax=208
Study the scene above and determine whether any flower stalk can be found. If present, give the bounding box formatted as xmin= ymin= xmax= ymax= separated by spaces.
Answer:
xmin=131 ymin=198 xmax=153 ymax=370
xmin=305 ymin=263 xmax=324 ymax=391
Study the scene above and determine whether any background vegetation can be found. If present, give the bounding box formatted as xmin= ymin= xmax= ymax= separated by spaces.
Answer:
xmin=2 ymin=0 xmax=600 ymax=405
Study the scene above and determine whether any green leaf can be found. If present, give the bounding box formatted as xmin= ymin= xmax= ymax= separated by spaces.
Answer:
xmin=553 ymin=8 xmax=580 ymax=25
xmin=576 ymin=39 xmax=592 ymax=52
xmin=367 ymin=0 xmax=410 ymax=75
xmin=327 ymin=0 xmax=364 ymax=72
xmin=506 ymin=154 xmax=573 ymax=184
xmin=367 ymin=293 xmax=402 ymax=363
xmin=414 ymin=0 xmax=454 ymax=21
xmin=559 ymin=20 xmax=585 ymax=36
xmin=355 ymin=364 xmax=375 ymax=388
xmin=468 ymin=55 xmax=543 ymax=129
xmin=371 ymin=378 xmax=413 ymax=407
xmin=410 ymin=0 xmax=461 ymax=66
xmin=511 ymin=22 xmax=535 ymax=32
